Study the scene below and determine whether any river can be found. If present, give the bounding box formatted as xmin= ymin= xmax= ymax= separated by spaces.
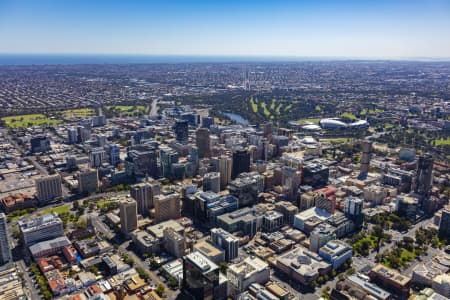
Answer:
xmin=224 ymin=112 xmax=250 ymax=125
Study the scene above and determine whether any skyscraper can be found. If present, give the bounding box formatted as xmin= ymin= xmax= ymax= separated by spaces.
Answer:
xmin=160 ymin=146 xmax=179 ymax=178
xmin=0 ymin=213 xmax=11 ymax=265
xmin=154 ymin=192 xmax=181 ymax=223
xmin=174 ymin=119 xmax=189 ymax=143
xmin=196 ymin=128 xmax=211 ymax=158
xmin=30 ymin=135 xmax=51 ymax=153
xmin=67 ymin=127 xmax=78 ymax=144
xmin=108 ymin=144 xmax=120 ymax=166
xmin=35 ymin=174 xmax=63 ymax=205
xmin=203 ymin=172 xmax=221 ymax=193
xmin=439 ymin=207 xmax=450 ymax=240
xmin=210 ymin=228 xmax=239 ymax=261
xmin=120 ymin=199 xmax=138 ymax=235
xmin=130 ymin=181 xmax=161 ymax=215
xmin=77 ymin=168 xmax=99 ymax=195
xmin=359 ymin=140 xmax=372 ymax=178
xmin=89 ymin=147 xmax=105 ymax=168
xmin=415 ymin=153 xmax=434 ymax=214
xmin=232 ymin=148 xmax=250 ymax=179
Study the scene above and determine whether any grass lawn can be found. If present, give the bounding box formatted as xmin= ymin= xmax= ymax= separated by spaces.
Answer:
xmin=96 ymin=199 xmax=118 ymax=209
xmin=2 ymin=114 xmax=60 ymax=128
xmin=40 ymin=204 xmax=70 ymax=216
xmin=360 ymin=108 xmax=384 ymax=115
xmin=249 ymin=97 xmax=258 ymax=113
xmin=62 ymin=108 xmax=95 ymax=119
xmin=260 ymin=102 xmax=271 ymax=117
xmin=297 ymin=118 xmax=320 ymax=124
xmin=270 ymin=99 xmax=276 ymax=110
xmin=434 ymin=138 xmax=450 ymax=146
xmin=106 ymin=105 xmax=146 ymax=115
xmin=320 ymin=137 xmax=351 ymax=144
xmin=341 ymin=112 xmax=358 ymax=120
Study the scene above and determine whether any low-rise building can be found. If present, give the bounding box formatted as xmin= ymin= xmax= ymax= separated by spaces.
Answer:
xmin=227 ymin=256 xmax=270 ymax=295
xmin=318 ymin=240 xmax=352 ymax=270
xmin=275 ymin=245 xmax=331 ymax=285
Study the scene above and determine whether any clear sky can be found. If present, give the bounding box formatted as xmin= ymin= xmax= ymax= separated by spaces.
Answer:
xmin=0 ymin=0 xmax=449 ymax=58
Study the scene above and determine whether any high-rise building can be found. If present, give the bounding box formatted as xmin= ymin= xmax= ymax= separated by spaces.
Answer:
xmin=210 ymin=228 xmax=239 ymax=261
xmin=174 ymin=119 xmax=189 ymax=143
xmin=77 ymin=125 xmax=91 ymax=143
xmin=89 ymin=147 xmax=105 ymax=168
xmin=125 ymin=148 xmax=158 ymax=178
xmin=302 ymin=163 xmax=329 ymax=188
xmin=77 ymin=169 xmax=98 ymax=195
xmin=196 ymin=128 xmax=211 ymax=158
xmin=232 ymin=148 xmax=250 ymax=179
xmin=67 ymin=128 xmax=78 ymax=144
xmin=130 ymin=181 xmax=161 ymax=215
xmin=359 ymin=140 xmax=372 ymax=178
xmin=0 ymin=213 xmax=11 ymax=265
xmin=35 ymin=174 xmax=63 ymax=205
xmin=219 ymin=155 xmax=232 ymax=189
xmin=344 ymin=196 xmax=364 ymax=226
xmin=154 ymin=192 xmax=181 ymax=223
xmin=182 ymin=251 xmax=220 ymax=300
xmin=415 ymin=153 xmax=434 ymax=214
xmin=108 ymin=144 xmax=120 ymax=166
xmin=203 ymin=172 xmax=221 ymax=193
xmin=119 ymin=199 xmax=138 ymax=235
xmin=66 ymin=155 xmax=78 ymax=170
xmin=30 ymin=135 xmax=51 ymax=153
xmin=18 ymin=213 xmax=64 ymax=246
xmin=163 ymin=227 xmax=185 ymax=258
xmin=439 ymin=207 xmax=450 ymax=240
xmin=160 ymin=146 xmax=179 ymax=178
xmin=201 ymin=116 xmax=215 ymax=129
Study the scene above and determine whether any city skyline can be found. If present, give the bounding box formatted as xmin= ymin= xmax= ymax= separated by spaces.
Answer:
xmin=1 ymin=0 xmax=450 ymax=59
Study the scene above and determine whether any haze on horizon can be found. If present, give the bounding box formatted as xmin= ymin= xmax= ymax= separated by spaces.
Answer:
xmin=0 ymin=0 xmax=450 ymax=59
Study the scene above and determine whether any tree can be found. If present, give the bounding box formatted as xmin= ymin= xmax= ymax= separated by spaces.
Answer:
xmin=156 ymin=284 xmax=166 ymax=297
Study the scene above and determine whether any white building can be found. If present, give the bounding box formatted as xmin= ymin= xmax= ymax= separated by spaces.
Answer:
xmin=18 ymin=213 xmax=64 ymax=246
xmin=227 ymin=256 xmax=269 ymax=295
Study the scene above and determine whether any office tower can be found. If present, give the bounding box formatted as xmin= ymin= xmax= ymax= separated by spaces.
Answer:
xmin=92 ymin=115 xmax=106 ymax=127
xmin=163 ymin=227 xmax=185 ymax=258
xmin=154 ymin=193 xmax=181 ymax=223
xmin=130 ymin=181 xmax=161 ymax=215
xmin=160 ymin=146 xmax=179 ymax=178
xmin=232 ymin=147 xmax=250 ymax=179
xmin=210 ymin=228 xmax=239 ymax=261
xmin=35 ymin=174 xmax=63 ymax=205
xmin=196 ymin=128 xmax=211 ymax=158
xmin=18 ymin=213 xmax=64 ymax=246
xmin=77 ymin=125 xmax=91 ymax=143
xmin=0 ymin=213 xmax=11 ymax=265
xmin=281 ymin=166 xmax=301 ymax=202
xmin=217 ymin=155 xmax=232 ymax=189
xmin=125 ymin=148 xmax=158 ymax=178
xmin=344 ymin=196 xmax=364 ymax=226
xmin=67 ymin=127 xmax=78 ymax=144
xmin=66 ymin=155 xmax=78 ymax=170
xmin=201 ymin=116 xmax=215 ymax=129
xmin=261 ymin=122 xmax=273 ymax=138
xmin=174 ymin=119 xmax=189 ymax=143
xmin=30 ymin=135 xmax=51 ymax=153
xmin=302 ymin=163 xmax=329 ymax=188
xmin=97 ymin=134 xmax=107 ymax=147
xmin=89 ymin=147 xmax=105 ymax=168
xmin=108 ymin=144 xmax=120 ymax=166
xmin=229 ymin=173 xmax=263 ymax=208
xmin=415 ymin=153 xmax=434 ymax=214
xmin=119 ymin=199 xmax=138 ymax=235
xmin=181 ymin=113 xmax=199 ymax=126
xmin=203 ymin=172 xmax=221 ymax=193
xmin=439 ymin=208 xmax=450 ymax=240
xmin=359 ymin=140 xmax=372 ymax=178
xmin=183 ymin=252 xmax=220 ymax=300
xmin=395 ymin=195 xmax=418 ymax=222
xmin=77 ymin=169 xmax=99 ymax=195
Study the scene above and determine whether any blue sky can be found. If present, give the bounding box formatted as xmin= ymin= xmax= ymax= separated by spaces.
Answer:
xmin=0 ymin=0 xmax=449 ymax=58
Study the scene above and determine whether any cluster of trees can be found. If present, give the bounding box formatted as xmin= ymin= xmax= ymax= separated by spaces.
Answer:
xmin=367 ymin=212 xmax=412 ymax=232
xmin=350 ymin=225 xmax=392 ymax=256
xmin=311 ymin=259 xmax=353 ymax=289
xmin=6 ymin=207 xmax=36 ymax=222
xmin=30 ymin=263 xmax=53 ymax=300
